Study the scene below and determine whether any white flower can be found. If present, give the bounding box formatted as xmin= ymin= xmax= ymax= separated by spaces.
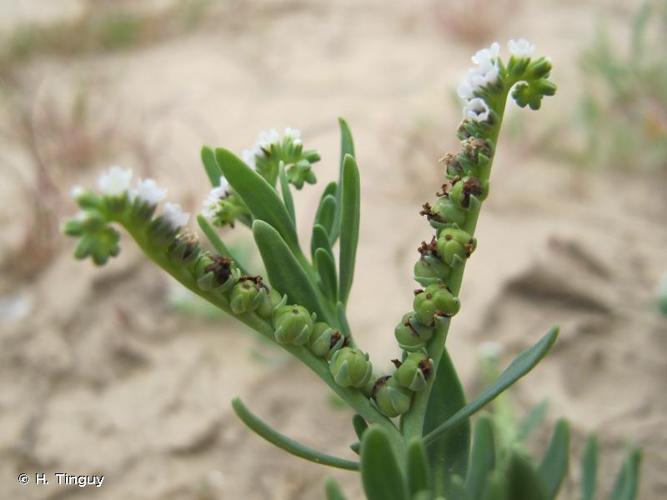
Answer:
xmin=283 ymin=127 xmax=302 ymax=145
xmin=463 ymin=98 xmax=491 ymax=122
xmin=201 ymin=178 xmax=229 ymax=220
xmin=162 ymin=202 xmax=190 ymax=229
xmin=508 ymin=38 xmax=535 ymax=58
xmin=471 ymin=42 xmax=500 ymax=69
xmin=97 ymin=166 xmax=132 ymax=196
xmin=255 ymin=129 xmax=280 ymax=151
xmin=133 ymin=178 xmax=167 ymax=205
xmin=70 ymin=185 xmax=85 ymax=200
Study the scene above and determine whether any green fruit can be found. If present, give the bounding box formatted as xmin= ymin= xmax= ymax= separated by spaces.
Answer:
xmin=395 ymin=352 xmax=433 ymax=391
xmin=394 ymin=313 xmax=434 ymax=351
xmin=273 ymin=304 xmax=314 ymax=345
xmin=329 ymin=347 xmax=373 ymax=388
xmin=449 ymin=177 xmax=487 ymax=209
xmin=430 ymin=197 xmax=467 ymax=227
xmin=414 ymin=255 xmax=451 ymax=286
xmin=373 ymin=376 xmax=412 ymax=417
xmin=414 ymin=284 xmax=460 ymax=324
xmin=229 ymin=278 xmax=266 ymax=315
xmin=437 ymin=228 xmax=476 ymax=266
xmin=310 ymin=322 xmax=345 ymax=358
xmin=256 ymin=288 xmax=283 ymax=319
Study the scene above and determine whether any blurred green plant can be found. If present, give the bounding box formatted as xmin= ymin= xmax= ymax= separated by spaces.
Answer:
xmin=544 ymin=2 xmax=667 ymax=171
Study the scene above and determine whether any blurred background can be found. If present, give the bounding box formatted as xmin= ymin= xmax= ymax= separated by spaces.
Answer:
xmin=1 ymin=0 xmax=666 ymax=499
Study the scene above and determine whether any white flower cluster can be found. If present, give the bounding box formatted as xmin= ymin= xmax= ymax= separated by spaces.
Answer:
xmin=201 ymin=177 xmax=230 ymax=221
xmin=241 ymin=127 xmax=302 ymax=168
xmin=457 ymin=39 xmax=536 ymax=123
xmin=74 ymin=166 xmax=189 ymax=230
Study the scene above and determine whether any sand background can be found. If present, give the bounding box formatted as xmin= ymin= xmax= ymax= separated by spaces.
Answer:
xmin=0 ymin=0 xmax=665 ymax=499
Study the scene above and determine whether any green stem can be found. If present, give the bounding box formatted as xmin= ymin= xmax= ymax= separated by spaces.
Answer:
xmin=119 ymin=219 xmax=403 ymax=456
xmin=402 ymin=89 xmax=511 ymax=441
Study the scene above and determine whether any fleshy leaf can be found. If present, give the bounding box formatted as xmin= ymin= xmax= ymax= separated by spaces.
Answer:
xmin=338 ymin=154 xmax=360 ymax=306
xmin=465 ymin=415 xmax=496 ymax=500
xmin=580 ymin=435 xmax=598 ymax=500
xmin=538 ymin=419 xmax=570 ymax=500
xmin=201 ymin=145 xmax=223 ymax=186
xmin=407 ymin=438 xmax=432 ymax=496
xmin=325 ymin=477 xmax=348 ymax=500
xmin=360 ymin=426 xmax=408 ymax=500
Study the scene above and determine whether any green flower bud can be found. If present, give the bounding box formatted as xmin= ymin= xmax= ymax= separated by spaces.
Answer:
xmin=286 ymin=160 xmax=317 ymax=190
xmin=310 ymin=322 xmax=346 ymax=358
xmin=528 ymin=56 xmax=552 ymax=79
xmin=414 ymin=254 xmax=451 ymax=286
xmin=64 ymin=211 xmax=121 ymax=266
xmin=449 ymin=177 xmax=487 ymax=209
xmin=394 ymin=353 xmax=433 ymax=392
xmin=329 ymin=347 xmax=373 ymax=388
xmin=372 ymin=376 xmax=412 ymax=417
xmin=427 ymin=197 xmax=467 ymax=227
xmin=394 ymin=313 xmax=434 ymax=351
xmin=437 ymin=228 xmax=476 ymax=266
xmin=229 ymin=277 xmax=267 ymax=315
xmin=273 ymin=304 xmax=314 ymax=345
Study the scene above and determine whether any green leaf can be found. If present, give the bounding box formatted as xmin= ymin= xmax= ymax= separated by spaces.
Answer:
xmin=196 ymin=215 xmax=250 ymax=276
xmin=216 ymin=148 xmax=299 ymax=251
xmin=312 ymin=223 xmax=334 ymax=261
xmin=332 ymin=118 xmax=355 ymax=243
xmin=423 ymin=349 xmax=470 ymax=498
xmin=315 ymin=247 xmax=338 ymax=301
xmin=465 ymin=415 xmax=496 ymax=500
xmin=232 ymin=397 xmax=359 ymax=471
xmin=338 ymin=154 xmax=360 ymax=306
xmin=539 ymin=419 xmax=570 ymax=500
xmin=317 ymin=194 xmax=337 ymax=238
xmin=580 ymin=435 xmax=598 ymax=500
xmin=424 ymin=327 xmax=559 ymax=448
xmin=352 ymin=414 xmax=368 ymax=440
xmin=482 ymin=471 xmax=508 ymax=500
xmin=506 ymin=452 xmax=547 ymax=500
xmin=517 ymin=400 xmax=549 ymax=443
xmin=325 ymin=477 xmax=348 ymax=500
xmin=610 ymin=448 xmax=641 ymax=500
xmin=407 ymin=438 xmax=431 ymax=496
xmin=201 ymin=146 xmax=223 ymax=186
xmin=279 ymin=165 xmax=296 ymax=223
xmin=253 ymin=220 xmax=330 ymax=321
xmin=361 ymin=426 xmax=408 ymax=500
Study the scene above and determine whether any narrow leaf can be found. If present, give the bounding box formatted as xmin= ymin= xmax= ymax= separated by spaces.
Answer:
xmin=517 ymin=400 xmax=549 ymax=443
xmin=196 ymin=215 xmax=250 ymax=276
xmin=424 ymin=327 xmax=559 ymax=448
xmin=610 ymin=449 xmax=641 ymax=500
xmin=312 ymin=223 xmax=334 ymax=261
xmin=332 ymin=118 xmax=355 ymax=243
xmin=315 ymin=248 xmax=338 ymax=301
xmin=253 ymin=220 xmax=329 ymax=321
xmin=361 ymin=426 xmax=408 ymax=500
xmin=465 ymin=415 xmax=496 ymax=500
xmin=423 ymin=349 xmax=470 ymax=497
xmin=216 ymin=148 xmax=299 ymax=250
xmin=279 ymin=165 xmax=296 ymax=223
xmin=506 ymin=452 xmax=548 ymax=500
xmin=317 ymin=194 xmax=337 ymax=238
xmin=407 ymin=438 xmax=431 ymax=496
xmin=482 ymin=471 xmax=508 ymax=500
xmin=580 ymin=435 xmax=598 ymax=500
xmin=325 ymin=477 xmax=348 ymax=500
xmin=539 ymin=419 xmax=570 ymax=500
xmin=201 ymin=146 xmax=223 ymax=186
xmin=338 ymin=154 xmax=360 ymax=306
xmin=232 ymin=397 xmax=359 ymax=471
xmin=352 ymin=414 xmax=368 ymax=440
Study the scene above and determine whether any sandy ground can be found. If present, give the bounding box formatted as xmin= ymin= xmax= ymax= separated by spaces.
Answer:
xmin=0 ymin=0 xmax=666 ymax=499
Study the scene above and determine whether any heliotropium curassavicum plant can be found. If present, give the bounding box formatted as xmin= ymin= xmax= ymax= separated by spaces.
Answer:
xmin=64 ymin=39 xmax=641 ymax=500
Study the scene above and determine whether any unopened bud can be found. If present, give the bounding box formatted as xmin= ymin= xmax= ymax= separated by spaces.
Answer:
xmin=372 ymin=376 xmax=412 ymax=417
xmin=394 ymin=312 xmax=434 ymax=351
xmin=395 ymin=352 xmax=433 ymax=392
xmin=273 ymin=304 xmax=314 ymax=345
xmin=329 ymin=347 xmax=373 ymax=388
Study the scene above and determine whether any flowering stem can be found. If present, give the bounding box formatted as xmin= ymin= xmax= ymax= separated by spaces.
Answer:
xmin=402 ymin=86 xmax=511 ymax=442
